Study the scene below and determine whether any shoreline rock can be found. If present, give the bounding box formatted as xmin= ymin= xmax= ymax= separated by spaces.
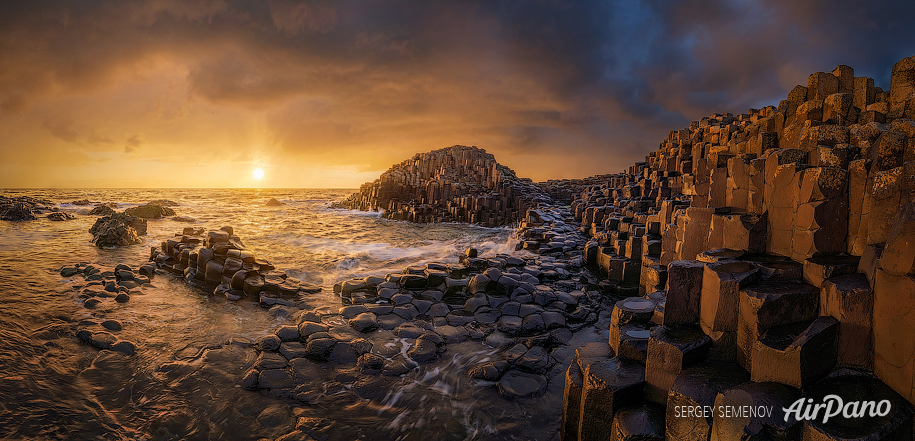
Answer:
xmin=125 ymin=202 xmax=176 ymax=219
xmin=89 ymin=213 xmax=147 ymax=247
xmin=1 ymin=196 xmax=53 ymax=221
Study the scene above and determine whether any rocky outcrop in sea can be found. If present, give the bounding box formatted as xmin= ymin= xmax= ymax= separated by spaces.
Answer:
xmin=89 ymin=213 xmax=148 ymax=247
xmin=148 ymin=226 xmax=322 ymax=303
xmin=0 ymin=195 xmax=53 ymax=221
xmin=335 ymin=145 xmax=550 ymax=226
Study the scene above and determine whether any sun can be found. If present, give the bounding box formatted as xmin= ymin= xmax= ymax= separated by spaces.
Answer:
xmin=252 ymin=168 xmax=264 ymax=180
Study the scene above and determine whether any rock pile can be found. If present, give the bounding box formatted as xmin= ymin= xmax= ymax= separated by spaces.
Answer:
xmin=47 ymin=212 xmax=75 ymax=221
xmin=0 ymin=195 xmax=53 ymax=221
xmin=124 ymin=202 xmax=176 ymax=219
xmin=86 ymin=201 xmax=184 ymax=247
xmin=88 ymin=204 xmax=117 ymax=216
xmin=89 ymin=213 xmax=147 ymax=247
xmin=148 ymin=226 xmax=321 ymax=304
xmin=335 ymin=145 xmax=550 ymax=226
xmin=562 ymin=56 xmax=915 ymax=439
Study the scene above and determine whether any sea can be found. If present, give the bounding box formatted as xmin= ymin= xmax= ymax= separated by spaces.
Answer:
xmin=0 ymin=188 xmax=585 ymax=441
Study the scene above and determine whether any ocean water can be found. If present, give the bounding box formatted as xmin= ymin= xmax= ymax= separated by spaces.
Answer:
xmin=0 ymin=189 xmax=584 ymax=440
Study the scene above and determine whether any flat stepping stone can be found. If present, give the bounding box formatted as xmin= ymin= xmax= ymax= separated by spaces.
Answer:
xmin=392 ymin=323 xmax=426 ymax=339
xmin=377 ymin=314 xmax=405 ymax=330
xmin=436 ymin=325 xmax=468 ymax=343
xmin=278 ymin=342 xmax=308 ymax=360
xmin=407 ymin=338 xmax=440 ymax=364
xmin=468 ymin=360 xmax=509 ymax=381
xmin=256 ymin=352 xmax=288 ymax=370
xmin=348 ymin=312 xmax=379 ymax=333
xmin=609 ymin=404 xmax=665 ymax=441
xmin=498 ymin=369 xmax=547 ymax=399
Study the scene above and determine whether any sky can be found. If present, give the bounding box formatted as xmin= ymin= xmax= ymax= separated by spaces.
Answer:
xmin=1 ymin=1 xmax=913 ymax=188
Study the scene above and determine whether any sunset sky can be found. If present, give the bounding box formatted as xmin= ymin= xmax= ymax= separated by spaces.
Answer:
xmin=1 ymin=1 xmax=913 ymax=188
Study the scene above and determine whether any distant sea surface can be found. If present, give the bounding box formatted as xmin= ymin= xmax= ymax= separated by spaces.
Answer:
xmin=0 ymin=189 xmax=536 ymax=440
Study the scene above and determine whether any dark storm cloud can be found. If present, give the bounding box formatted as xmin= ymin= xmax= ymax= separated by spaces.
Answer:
xmin=1 ymin=0 xmax=914 ymax=186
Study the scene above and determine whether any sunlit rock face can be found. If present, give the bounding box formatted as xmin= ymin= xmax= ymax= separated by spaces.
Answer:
xmin=562 ymin=55 xmax=915 ymax=440
xmin=336 ymin=145 xmax=551 ymax=227
xmin=89 ymin=213 xmax=147 ymax=247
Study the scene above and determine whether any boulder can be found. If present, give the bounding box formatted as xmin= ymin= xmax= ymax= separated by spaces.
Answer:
xmin=89 ymin=215 xmax=144 ymax=247
xmin=124 ymin=202 xmax=175 ymax=219
xmin=47 ymin=212 xmax=75 ymax=221
xmin=88 ymin=205 xmax=116 ymax=216
xmin=1 ymin=203 xmax=37 ymax=221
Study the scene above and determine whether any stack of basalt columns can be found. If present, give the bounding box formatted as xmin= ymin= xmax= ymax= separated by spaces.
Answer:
xmin=336 ymin=145 xmax=550 ymax=227
xmin=562 ymin=56 xmax=915 ymax=440
xmin=149 ymin=226 xmax=320 ymax=306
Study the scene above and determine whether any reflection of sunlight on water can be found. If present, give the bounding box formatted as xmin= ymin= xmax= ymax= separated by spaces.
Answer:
xmin=0 ymin=188 xmax=535 ymax=440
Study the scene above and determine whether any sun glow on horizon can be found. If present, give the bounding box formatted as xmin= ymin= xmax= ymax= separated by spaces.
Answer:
xmin=252 ymin=168 xmax=264 ymax=180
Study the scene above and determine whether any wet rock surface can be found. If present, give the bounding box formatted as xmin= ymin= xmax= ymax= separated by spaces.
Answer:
xmin=89 ymin=214 xmax=146 ymax=247
xmin=0 ymin=196 xmax=52 ymax=221
xmin=124 ymin=202 xmax=176 ymax=219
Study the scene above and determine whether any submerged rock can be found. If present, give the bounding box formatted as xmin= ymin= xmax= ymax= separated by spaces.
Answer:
xmin=110 ymin=340 xmax=136 ymax=356
xmin=88 ymin=205 xmax=116 ymax=216
xmin=1 ymin=203 xmax=37 ymax=221
xmin=124 ymin=202 xmax=175 ymax=219
xmin=498 ymin=370 xmax=547 ymax=398
xmin=266 ymin=198 xmax=285 ymax=206
xmin=47 ymin=212 xmax=76 ymax=221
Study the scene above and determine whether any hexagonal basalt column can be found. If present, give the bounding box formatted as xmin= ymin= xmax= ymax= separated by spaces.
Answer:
xmin=665 ymin=362 xmax=749 ymax=441
xmin=578 ymin=357 xmax=645 ymax=441
xmin=608 ymin=404 xmax=665 ymax=441
xmin=700 ymin=261 xmax=760 ymax=334
xmin=609 ymin=297 xmax=656 ymax=362
xmin=645 ymin=325 xmax=711 ymax=404
xmin=710 ymin=382 xmax=802 ymax=441
xmin=664 ymin=260 xmax=705 ymax=326
xmin=737 ymin=281 xmax=820 ymax=371
xmin=750 ymin=316 xmax=839 ymax=389
xmin=801 ymin=371 xmax=914 ymax=440
xmin=820 ymin=273 xmax=873 ymax=370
